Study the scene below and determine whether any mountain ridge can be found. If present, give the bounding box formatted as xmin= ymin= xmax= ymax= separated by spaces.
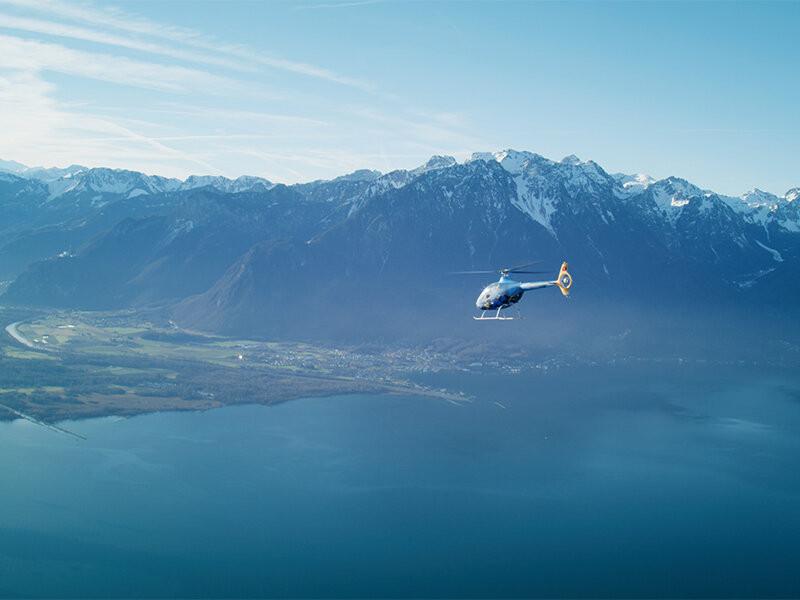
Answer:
xmin=2 ymin=153 xmax=797 ymax=205
xmin=2 ymin=149 xmax=799 ymax=341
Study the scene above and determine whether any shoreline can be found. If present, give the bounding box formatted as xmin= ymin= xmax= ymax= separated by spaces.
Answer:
xmin=0 ymin=385 xmax=472 ymax=437
xmin=0 ymin=313 xmax=472 ymax=432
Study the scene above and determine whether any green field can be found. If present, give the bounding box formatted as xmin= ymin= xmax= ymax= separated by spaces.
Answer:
xmin=0 ymin=308 xmax=467 ymax=424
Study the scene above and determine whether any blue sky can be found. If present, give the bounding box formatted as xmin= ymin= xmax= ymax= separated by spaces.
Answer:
xmin=0 ymin=0 xmax=797 ymax=195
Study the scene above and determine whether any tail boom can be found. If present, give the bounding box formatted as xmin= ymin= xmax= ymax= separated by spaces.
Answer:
xmin=520 ymin=261 xmax=572 ymax=296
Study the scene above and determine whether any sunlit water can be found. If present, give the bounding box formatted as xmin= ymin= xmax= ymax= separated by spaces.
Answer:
xmin=1 ymin=364 xmax=799 ymax=598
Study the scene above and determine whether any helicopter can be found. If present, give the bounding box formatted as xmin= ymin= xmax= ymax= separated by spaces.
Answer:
xmin=452 ymin=261 xmax=573 ymax=320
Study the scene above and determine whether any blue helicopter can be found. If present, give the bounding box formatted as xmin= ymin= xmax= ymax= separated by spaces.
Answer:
xmin=453 ymin=261 xmax=572 ymax=320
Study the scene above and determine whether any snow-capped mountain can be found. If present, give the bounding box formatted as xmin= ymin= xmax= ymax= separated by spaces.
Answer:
xmin=5 ymin=152 xmax=795 ymax=234
xmin=330 ymin=169 xmax=382 ymax=183
xmin=412 ymin=155 xmax=457 ymax=175
xmin=473 ymin=151 xmax=799 ymax=236
xmin=41 ymin=168 xmax=180 ymax=202
xmin=0 ymin=160 xmax=275 ymax=201
xmin=2 ymin=149 xmax=799 ymax=339
xmin=612 ymin=172 xmax=655 ymax=197
xmin=0 ymin=159 xmax=30 ymax=174
xmin=469 ymin=150 xmax=621 ymax=235
xmin=180 ymin=174 xmax=273 ymax=194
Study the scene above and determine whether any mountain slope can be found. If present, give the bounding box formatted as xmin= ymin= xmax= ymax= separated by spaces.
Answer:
xmin=3 ymin=185 xmax=344 ymax=308
xmin=2 ymin=150 xmax=798 ymax=341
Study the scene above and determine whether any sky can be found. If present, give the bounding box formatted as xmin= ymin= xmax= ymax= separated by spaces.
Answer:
xmin=0 ymin=0 xmax=797 ymax=195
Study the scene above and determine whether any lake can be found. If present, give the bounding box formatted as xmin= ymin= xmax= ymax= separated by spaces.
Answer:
xmin=1 ymin=364 xmax=799 ymax=598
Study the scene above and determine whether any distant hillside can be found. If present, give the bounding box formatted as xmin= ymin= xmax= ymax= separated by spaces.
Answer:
xmin=2 ymin=151 xmax=799 ymax=342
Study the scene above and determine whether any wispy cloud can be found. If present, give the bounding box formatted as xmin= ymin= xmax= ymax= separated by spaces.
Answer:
xmin=0 ymin=0 xmax=478 ymax=182
xmin=0 ymin=0 xmax=376 ymax=91
xmin=0 ymin=14 xmax=251 ymax=72
xmin=141 ymin=104 xmax=331 ymax=128
xmin=0 ymin=70 xmax=223 ymax=174
xmin=0 ymin=34 xmax=245 ymax=93
xmin=344 ymin=105 xmax=482 ymax=150
xmin=295 ymin=0 xmax=389 ymax=9
xmin=82 ymin=119 xmax=223 ymax=174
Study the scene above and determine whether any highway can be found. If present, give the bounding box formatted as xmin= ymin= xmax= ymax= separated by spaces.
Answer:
xmin=1 ymin=320 xmax=85 ymax=439
xmin=5 ymin=321 xmax=35 ymax=348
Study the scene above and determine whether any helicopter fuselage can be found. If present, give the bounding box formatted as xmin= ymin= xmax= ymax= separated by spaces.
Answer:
xmin=475 ymin=277 xmax=526 ymax=311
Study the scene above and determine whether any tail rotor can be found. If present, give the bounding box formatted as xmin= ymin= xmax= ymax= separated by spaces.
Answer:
xmin=555 ymin=262 xmax=573 ymax=297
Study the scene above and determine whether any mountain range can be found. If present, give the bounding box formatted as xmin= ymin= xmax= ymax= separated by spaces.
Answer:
xmin=1 ymin=151 xmax=798 ymax=344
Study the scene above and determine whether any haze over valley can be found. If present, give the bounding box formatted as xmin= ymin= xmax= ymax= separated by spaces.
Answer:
xmin=1 ymin=148 xmax=799 ymax=422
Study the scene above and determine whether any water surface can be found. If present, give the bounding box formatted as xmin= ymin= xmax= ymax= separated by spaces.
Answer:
xmin=1 ymin=364 xmax=799 ymax=597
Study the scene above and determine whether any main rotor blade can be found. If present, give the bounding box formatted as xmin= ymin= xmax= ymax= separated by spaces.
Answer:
xmin=508 ymin=260 xmax=543 ymax=271
xmin=508 ymin=270 xmax=548 ymax=274
xmin=449 ymin=270 xmax=497 ymax=275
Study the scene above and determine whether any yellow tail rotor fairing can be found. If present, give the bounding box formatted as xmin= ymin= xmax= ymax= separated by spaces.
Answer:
xmin=556 ymin=261 xmax=572 ymax=297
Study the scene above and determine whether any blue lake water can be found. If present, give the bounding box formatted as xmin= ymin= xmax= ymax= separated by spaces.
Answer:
xmin=1 ymin=364 xmax=800 ymax=598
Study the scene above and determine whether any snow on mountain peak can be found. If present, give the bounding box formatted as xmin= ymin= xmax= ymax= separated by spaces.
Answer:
xmin=231 ymin=175 xmax=273 ymax=190
xmin=45 ymin=168 xmax=152 ymax=200
xmin=0 ymin=158 xmax=29 ymax=174
xmin=614 ymin=172 xmax=654 ymax=188
xmin=422 ymin=155 xmax=457 ymax=170
xmin=181 ymin=174 xmax=273 ymax=193
xmin=467 ymin=152 xmax=496 ymax=163
xmin=5 ymin=153 xmax=797 ymax=238
xmin=333 ymin=169 xmax=381 ymax=183
xmin=182 ymin=175 xmax=224 ymax=188
xmin=463 ymin=150 xmax=556 ymax=235
xmin=646 ymin=176 xmax=707 ymax=219
xmin=741 ymin=188 xmax=780 ymax=206
xmin=407 ymin=155 xmax=458 ymax=178
xmin=466 ymin=149 xmax=547 ymax=173
xmin=612 ymin=172 xmax=655 ymax=198
xmin=658 ymin=176 xmax=704 ymax=197
xmin=463 ymin=149 xmax=620 ymax=235
xmin=721 ymin=188 xmax=782 ymax=225
xmin=492 ymin=149 xmax=545 ymax=174
xmin=0 ymin=162 xmax=89 ymax=183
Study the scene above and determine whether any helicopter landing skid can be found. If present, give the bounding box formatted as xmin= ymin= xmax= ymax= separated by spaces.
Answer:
xmin=473 ymin=309 xmax=520 ymax=321
xmin=473 ymin=315 xmax=515 ymax=321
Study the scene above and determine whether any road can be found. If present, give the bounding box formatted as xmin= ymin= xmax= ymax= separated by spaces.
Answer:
xmin=4 ymin=321 xmax=35 ymax=348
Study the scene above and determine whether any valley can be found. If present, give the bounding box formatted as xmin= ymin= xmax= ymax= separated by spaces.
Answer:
xmin=2 ymin=149 xmax=799 ymax=426
xmin=3 ymin=305 xmax=799 ymax=427
xmin=2 ymin=151 xmax=799 ymax=342
xmin=0 ymin=308 xmax=472 ymax=425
